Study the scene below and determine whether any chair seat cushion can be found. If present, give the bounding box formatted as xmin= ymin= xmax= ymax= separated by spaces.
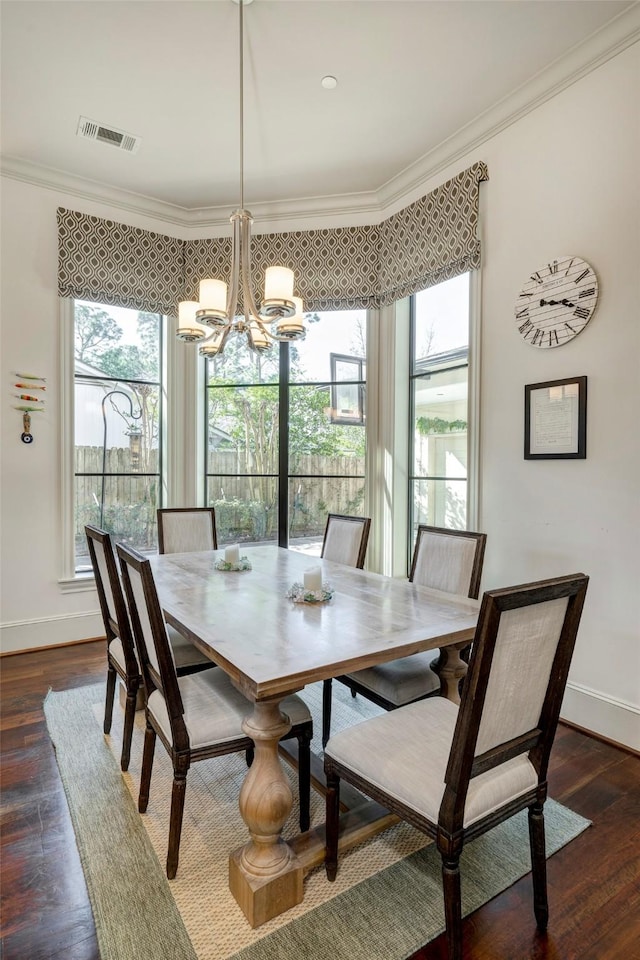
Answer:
xmin=167 ymin=625 xmax=213 ymax=671
xmin=148 ymin=670 xmax=312 ymax=750
xmin=347 ymin=650 xmax=440 ymax=706
xmin=325 ymin=697 xmax=538 ymax=828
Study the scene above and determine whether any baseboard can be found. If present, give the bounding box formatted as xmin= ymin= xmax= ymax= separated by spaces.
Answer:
xmin=0 ymin=611 xmax=103 ymax=655
xmin=0 ymin=634 xmax=105 ymax=657
xmin=561 ymin=681 xmax=640 ymax=753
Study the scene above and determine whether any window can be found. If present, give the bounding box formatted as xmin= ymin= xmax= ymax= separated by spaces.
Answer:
xmin=410 ymin=274 xmax=470 ymax=540
xmin=72 ymin=301 xmax=164 ymax=572
xmin=205 ymin=311 xmax=367 ymax=552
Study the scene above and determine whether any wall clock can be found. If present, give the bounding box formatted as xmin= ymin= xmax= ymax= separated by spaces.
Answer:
xmin=515 ymin=256 xmax=598 ymax=348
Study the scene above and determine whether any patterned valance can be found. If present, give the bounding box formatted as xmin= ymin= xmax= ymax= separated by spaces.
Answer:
xmin=184 ymin=225 xmax=380 ymax=313
xmin=57 ymin=208 xmax=184 ymax=315
xmin=57 ymin=162 xmax=487 ymax=315
xmin=377 ymin=161 xmax=488 ymax=305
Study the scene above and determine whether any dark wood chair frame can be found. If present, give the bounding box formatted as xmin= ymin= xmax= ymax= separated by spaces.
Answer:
xmin=157 ymin=507 xmax=218 ymax=554
xmin=86 ymin=524 xmax=215 ymax=772
xmin=322 ymin=525 xmax=487 ymax=746
xmin=85 ymin=524 xmax=141 ymax=772
xmin=325 ymin=573 xmax=589 ymax=960
xmin=117 ymin=543 xmax=313 ymax=880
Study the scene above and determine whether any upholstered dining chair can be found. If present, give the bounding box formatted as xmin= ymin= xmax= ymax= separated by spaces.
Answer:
xmin=320 ymin=513 xmax=371 ymax=569
xmin=322 ymin=525 xmax=487 ymax=746
xmin=325 ymin=572 xmax=589 ymax=960
xmin=319 ymin=514 xmax=371 ymax=746
xmin=157 ymin=507 xmax=217 ymax=554
xmin=85 ymin=525 xmax=214 ymax=771
xmin=117 ymin=543 xmax=313 ymax=880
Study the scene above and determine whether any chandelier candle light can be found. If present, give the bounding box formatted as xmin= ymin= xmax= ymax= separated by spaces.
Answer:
xmin=177 ymin=0 xmax=307 ymax=358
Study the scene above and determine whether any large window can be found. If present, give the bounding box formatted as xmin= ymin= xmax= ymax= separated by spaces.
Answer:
xmin=410 ymin=274 xmax=470 ymax=539
xmin=205 ymin=311 xmax=367 ymax=552
xmin=73 ymin=301 xmax=163 ymax=571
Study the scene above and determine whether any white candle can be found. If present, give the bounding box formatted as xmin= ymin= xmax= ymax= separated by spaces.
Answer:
xmin=304 ymin=567 xmax=323 ymax=592
xmin=225 ymin=544 xmax=240 ymax=564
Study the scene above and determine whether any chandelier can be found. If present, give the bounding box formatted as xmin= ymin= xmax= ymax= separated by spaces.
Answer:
xmin=176 ymin=0 xmax=306 ymax=358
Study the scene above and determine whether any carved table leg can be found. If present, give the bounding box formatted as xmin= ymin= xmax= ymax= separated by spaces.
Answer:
xmin=433 ymin=641 xmax=469 ymax=705
xmin=229 ymin=699 xmax=304 ymax=927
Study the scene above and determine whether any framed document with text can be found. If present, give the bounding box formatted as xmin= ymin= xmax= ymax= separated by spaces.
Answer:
xmin=524 ymin=376 xmax=587 ymax=459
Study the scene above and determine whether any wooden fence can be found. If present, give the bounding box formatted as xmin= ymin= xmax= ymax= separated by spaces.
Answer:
xmin=74 ymin=447 xmax=365 ymax=548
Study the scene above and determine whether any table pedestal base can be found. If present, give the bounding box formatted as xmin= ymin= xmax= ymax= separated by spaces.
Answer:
xmin=229 ymin=844 xmax=303 ymax=927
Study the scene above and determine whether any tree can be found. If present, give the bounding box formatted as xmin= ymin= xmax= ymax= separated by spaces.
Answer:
xmin=75 ymin=304 xmax=123 ymax=363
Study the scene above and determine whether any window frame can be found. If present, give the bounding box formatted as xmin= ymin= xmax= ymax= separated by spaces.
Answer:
xmin=59 ymin=298 xmax=168 ymax=587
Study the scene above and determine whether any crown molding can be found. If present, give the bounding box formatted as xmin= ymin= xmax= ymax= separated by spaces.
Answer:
xmin=2 ymin=3 xmax=638 ymax=233
xmin=377 ymin=2 xmax=640 ymax=214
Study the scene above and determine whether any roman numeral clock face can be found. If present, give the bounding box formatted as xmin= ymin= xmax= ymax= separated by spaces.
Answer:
xmin=515 ymin=256 xmax=599 ymax=348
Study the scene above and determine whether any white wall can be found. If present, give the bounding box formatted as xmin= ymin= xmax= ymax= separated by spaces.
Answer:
xmin=1 ymin=42 xmax=638 ymax=748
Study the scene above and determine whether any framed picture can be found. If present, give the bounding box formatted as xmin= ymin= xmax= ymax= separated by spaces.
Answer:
xmin=524 ymin=376 xmax=587 ymax=460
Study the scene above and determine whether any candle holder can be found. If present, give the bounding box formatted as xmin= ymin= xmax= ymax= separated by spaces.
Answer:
xmin=214 ymin=556 xmax=252 ymax=572
xmin=286 ymin=582 xmax=334 ymax=604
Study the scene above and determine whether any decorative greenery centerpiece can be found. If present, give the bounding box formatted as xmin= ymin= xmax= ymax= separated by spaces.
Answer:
xmin=286 ymin=582 xmax=334 ymax=604
xmin=214 ymin=556 xmax=252 ymax=572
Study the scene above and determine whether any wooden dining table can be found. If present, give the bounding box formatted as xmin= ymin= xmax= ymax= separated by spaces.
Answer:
xmin=149 ymin=544 xmax=480 ymax=927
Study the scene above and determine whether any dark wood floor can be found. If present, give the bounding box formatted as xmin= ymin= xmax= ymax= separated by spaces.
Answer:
xmin=1 ymin=640 xmax=639 ymax=960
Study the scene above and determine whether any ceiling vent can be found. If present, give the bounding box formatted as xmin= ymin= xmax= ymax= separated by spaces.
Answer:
xmin=76 ymin=116 xmax=141 ymax=154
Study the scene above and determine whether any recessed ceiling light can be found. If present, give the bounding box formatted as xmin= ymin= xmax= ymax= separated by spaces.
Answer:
xmin=321 ymin=76 xmax=338 ymax=90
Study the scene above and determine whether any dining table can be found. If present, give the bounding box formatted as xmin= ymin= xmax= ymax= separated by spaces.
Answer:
xmin=149 ymin=544 xmax=480 ymax=927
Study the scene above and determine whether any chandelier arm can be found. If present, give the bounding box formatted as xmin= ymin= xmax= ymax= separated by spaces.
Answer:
xmin=226 ymin=212 xmax=242 ymax=322
xmin=239 ymin=211 xmax=263 ymax=323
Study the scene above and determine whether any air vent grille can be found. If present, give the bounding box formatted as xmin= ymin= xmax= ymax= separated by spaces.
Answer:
xmin=77 ymin=116 xmax=141 ymax=153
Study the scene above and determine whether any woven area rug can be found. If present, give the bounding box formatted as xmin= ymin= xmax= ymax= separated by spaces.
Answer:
xmin=44 ymin=680 xmax=590 ymax=960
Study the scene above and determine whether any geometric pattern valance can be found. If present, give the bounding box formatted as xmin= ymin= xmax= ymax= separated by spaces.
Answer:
xmin=184 ymin=224 xmax=380 ymax=313
xmin=377 ymin=161 xmax=489 ymax=305
xmin=56 ymin=208 xmax=184 ymax=316
xmin=57 ymin=162 xmax=487 ymax=316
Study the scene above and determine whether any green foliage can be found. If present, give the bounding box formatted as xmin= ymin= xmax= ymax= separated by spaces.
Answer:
xmin=416 ymin=416 xmax=467 ymax=435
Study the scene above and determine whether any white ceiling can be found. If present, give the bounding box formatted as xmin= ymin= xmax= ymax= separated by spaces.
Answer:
xmin=1 ymin=1 xmax=637 ymax=219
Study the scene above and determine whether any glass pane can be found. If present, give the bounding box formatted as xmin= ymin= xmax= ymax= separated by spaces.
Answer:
xmin=206 ymin=334 xmax=279 ymax=385
xmin=206 ymin=476 xmax=278 ymax=545
xmin=207 ymin=384 xmax=279 ymax=465
xmin=291 ymin=310 xmax=367 ymax=383
xmin=412 ymin=478 xmax=467 ymax=532
xmin=289 ymin=385 xmax=366 ymax=471
xmin=413 ymin=273 xmax=469 ymax=370
xmin=75 ymin=380 xmax=160 ymax=473
xmin=74 ymin=301 xmax=160 ymax=381
xmin=75 ymin=475 xmax=159 ymax=560
xmin=288 ymin=476 xmax=366 ymax=555
xmin=412 ymin=368 xmax=468 ymax=477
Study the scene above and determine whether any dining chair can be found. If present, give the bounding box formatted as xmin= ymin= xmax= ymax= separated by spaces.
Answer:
xmin=319 ymin=514 xmax=371 ymax=746
xmin=85 ymin=525 xmax=214 ymax=771
xmin=325 ymin=572 xmax=589 ymax=960
xmin=117 ymin=542 xmax=313 ymax=880
xmin=157 ymin=507 xmax=217 ymax=554
xmin=320 ymin=513 xmax=371 ymax=568
xmin=322 ymin=525 xmax=487 ymax=746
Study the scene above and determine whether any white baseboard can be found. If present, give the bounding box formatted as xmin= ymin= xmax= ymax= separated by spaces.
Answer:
xmin=0 ymin=611 xmax=103 ymax=654
xmin=562 ymin=681 xmax=640 ymax=752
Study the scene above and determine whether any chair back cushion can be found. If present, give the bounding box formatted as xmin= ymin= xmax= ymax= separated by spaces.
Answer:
xmin=411 ymin=527 xmax=486 ymax=598
xmin=321 ymin=515 xmax=370 ymax=568
xmin=157 ymin=509 xmax=217 ymax=554
xmin=474 ymin=597 xmax=569 ymax=756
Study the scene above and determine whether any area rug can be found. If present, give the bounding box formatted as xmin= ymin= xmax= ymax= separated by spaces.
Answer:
xmin=44 ymin=681 xmax=590 ymax=960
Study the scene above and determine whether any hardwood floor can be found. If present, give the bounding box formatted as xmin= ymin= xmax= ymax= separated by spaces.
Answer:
xmin=1 ymin=640 xmax=639 ymax=960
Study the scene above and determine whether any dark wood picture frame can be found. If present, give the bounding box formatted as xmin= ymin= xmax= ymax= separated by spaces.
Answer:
xmin=524 ymin=376 xmax=587 ymax=460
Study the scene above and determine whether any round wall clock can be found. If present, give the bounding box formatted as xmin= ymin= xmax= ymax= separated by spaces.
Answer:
xmin=514 ymin=256 xmax=598 ymax=348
